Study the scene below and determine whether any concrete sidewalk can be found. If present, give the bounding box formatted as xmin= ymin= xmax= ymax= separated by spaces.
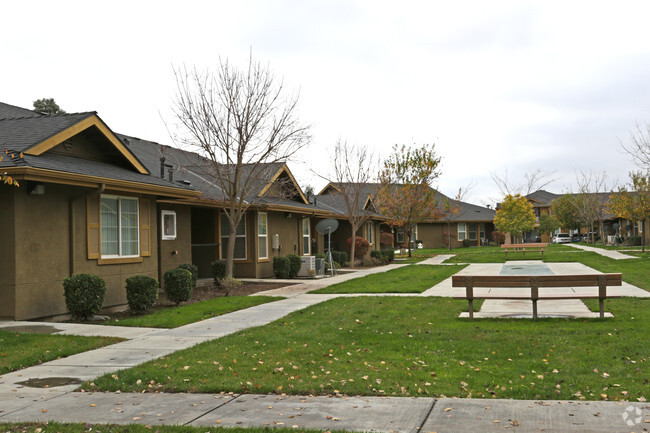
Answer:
xmin=1 ymin=391 xmax=648 ymax=432
xmin=567 ymin=243 xmax=639 ymax=259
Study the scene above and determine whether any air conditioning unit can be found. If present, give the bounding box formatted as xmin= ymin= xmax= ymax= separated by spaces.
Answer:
xmin=298 ymin=256 xmax=315 ymax=277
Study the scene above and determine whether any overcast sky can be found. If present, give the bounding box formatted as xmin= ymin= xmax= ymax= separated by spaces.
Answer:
xmin=4 ymin=1 xmax=650 ymax=205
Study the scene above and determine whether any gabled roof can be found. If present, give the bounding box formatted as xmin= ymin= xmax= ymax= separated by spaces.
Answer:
xmin=525 ymin=189 xmax=559 ymax=206
xmin=0 ymin=110 xmax=149 ymax=174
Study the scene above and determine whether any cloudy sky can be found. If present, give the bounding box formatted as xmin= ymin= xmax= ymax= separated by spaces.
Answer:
xmin=3 ymin=1 xmax=650 ymax=205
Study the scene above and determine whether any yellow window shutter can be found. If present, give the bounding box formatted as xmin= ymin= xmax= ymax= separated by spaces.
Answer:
xmin=87 ymin=195 xmax=101 ymax=259
xmin=139 ymin=198 xmax=151 ymax=256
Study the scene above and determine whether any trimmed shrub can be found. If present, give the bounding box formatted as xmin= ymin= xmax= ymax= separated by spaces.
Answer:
xmin=381 ymin=249 xmax=395 ymax=262
xmin=628 ymin=235 xmax=642 ymax=246
xmin=63 ymin=274 xmax=106 ymax=320
xmin=125 ymin=275 xmax=158 ymax=311
xmin=287 ymin=254 xmax=302 ymax=278
xmin=380 ymin=232 xmax=394 ymax=248
xmin=273 ymin=256 xmax=291 ymax=279
xmin=211 ymin=260 xmax=228 ymax=287
xmin=177 ymin=264 xmax=198 ymax=288
xmin=220 ymin=276 xmax=242 ymax=296
xmin=346 ymin=236 xmax=370 ymax=259
xmin=462 ymin=238 xmax=471 ymax=248
xmin=331 ymin=250 xmax=349 ymax=267
xmin=164 ymin=268 xmax=193 ymax=305
xmin=370 ymin=250 xmax=388 ymax=265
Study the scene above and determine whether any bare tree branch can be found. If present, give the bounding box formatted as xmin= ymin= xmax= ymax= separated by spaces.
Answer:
xmin=170 ymin=55 xmax=311 ymax=276
xmin=490 ymin=168 xmax=557 ymax=197
xmin=621 ymin=121 xmax=650 ymax=172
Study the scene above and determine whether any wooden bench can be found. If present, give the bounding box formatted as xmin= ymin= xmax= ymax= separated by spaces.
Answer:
xmin=501 ymin=243 xmax=548 ymax=259
xmin=452 ymin=274 xmax=622 ymax=320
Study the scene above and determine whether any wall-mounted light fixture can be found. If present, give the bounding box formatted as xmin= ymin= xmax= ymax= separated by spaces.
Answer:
xmin=285 ymin=212 xmax=293 ymax=219
xmin=28 ymin=183 xmax=45 ymax=195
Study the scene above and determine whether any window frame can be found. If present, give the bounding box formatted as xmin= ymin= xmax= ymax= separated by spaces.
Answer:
xmin=468 ymin=223 xmax=478 ymax=241
xmin=258 ymin=212 xmax=268 ymax=260
xmin=100 ymin=194 xmax=140 ymax=258
xmin=161 ymin=210 xmax=177 ymax=240
xmin=457 ymin=223 xmax=467 ymax=241
xmin=366 ymin=221 xmax=374 ymax=245
xmin=220 ymin=213 xmax=247 ymax=260
xmin=302 ymin=217 xmax=311 ymax=255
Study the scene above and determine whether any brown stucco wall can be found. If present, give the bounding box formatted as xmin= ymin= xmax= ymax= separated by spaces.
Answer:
xmin=254 ymin=211 xmax=301 ymax=278
xmin=6 ymin=184 xmax=161 ymax=320
xmin=159 ymin=204 xmax=192 ymax=284
xmin=0 ymin=186 xmax=16 ymax=319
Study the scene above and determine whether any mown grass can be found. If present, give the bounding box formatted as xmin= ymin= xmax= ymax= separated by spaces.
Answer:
xmin=0 ymin=331 xmax=121 ymax=374
xmin=0 ymin=423 xmax=345 ymax=433
xmin=85 ymin=296 xmax=649 ymax=402
xmin=310 ymin=264 xmax=467 ymax=294
xmin=107 ymin=296 xmax=281 ymax=328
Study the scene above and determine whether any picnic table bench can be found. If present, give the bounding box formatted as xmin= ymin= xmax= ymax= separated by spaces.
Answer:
xmin=501 ymin=242 xmax=548 ymax=259
xmin=452 ymin=273 xmax=622 ymax=320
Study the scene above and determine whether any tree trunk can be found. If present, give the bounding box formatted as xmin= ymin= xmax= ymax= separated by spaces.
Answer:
xmin=349 ymin=226 xmax=356 ymax=268
xmin=643 ymin=218 xmax=646 ymax=253
xmin=406 ymin=226 xmax=412 ymax=257
xmin=226 ymin=223 xmax=237 ymax=281
xmin=447 ymin=221 xmax=452 ymax=252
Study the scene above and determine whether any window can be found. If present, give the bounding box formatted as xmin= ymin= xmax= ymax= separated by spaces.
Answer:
xmin=161 ymin=210 xmax=177 ymax=240
xmin=302 ymin=217 xmax=311 ymax=255
xmin=457 ymin=223 xmax=466 ymax=241
xmin=258 ymin=212 xmax=268 ymax=259
xmin=221 ymin=213 xmax=247 ymax=260
xmin=366 ymin=221 xmax=374 ymax=244
xmin=100 ymin=195 xmax=139 ymax=257
xmin=468 ymin=223 xmax=478 ymax=241
xmin=396 ymin=229 xmax=405 ymax=244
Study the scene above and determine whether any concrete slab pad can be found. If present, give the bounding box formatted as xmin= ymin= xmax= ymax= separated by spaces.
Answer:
xmin=0 ymin=391 xmax=66 ymax=417
xmin=1 ymin=391 xmax=234 ymax=425
xmin=110 ymin=335 xmax=212 ymax=350
xmin=0 ymin=365 xmax=124 ymax=388
xmin=192 ymin=394 xmax=434 ymax=432
xmin=421 ymin=398 xmax=650 ymax=433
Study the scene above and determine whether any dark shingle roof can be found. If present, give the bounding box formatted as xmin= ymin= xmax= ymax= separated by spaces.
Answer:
xmin=0 ymin=102 xmax=38 ymax=119
xmin=525 ymin=189 xmax=560 ymax=206
xmin=0 ymin=112 xmax=96 ymax=152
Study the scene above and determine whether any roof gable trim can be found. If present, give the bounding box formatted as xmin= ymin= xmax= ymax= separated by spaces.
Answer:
xmin=23 ymin=114 xmax=149 ymax=175
xmin=258 ymin=164 xmax=309 ymax=204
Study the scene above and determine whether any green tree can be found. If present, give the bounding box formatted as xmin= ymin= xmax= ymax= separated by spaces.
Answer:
xmin=550 ymin=194 xmax=581 ymax=233
xmin=538 ymin=214 xmax=560 ymax=239
xmin=375 ymin=143 xmax=445 ymax=257
xmin=493 ymin=194 xmax=536 ymax=243
xmin=608 ymin=172 xmax=650 ymax=252
xmin=33 ymin=98 xmax=66 ymax=115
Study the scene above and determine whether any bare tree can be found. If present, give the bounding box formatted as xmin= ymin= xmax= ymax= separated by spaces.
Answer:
xmin=328 ymin=140 xmax=376 ymax=267
xmin=490 ymin=168 xmax=557 ymax=197
xmin=441 ymin=182 xmax=475 ymax=251
xmin=171 ymin=56 xmax=311 ymax=277
xmin=573 ymin=170 xmax=610 ymax=245
xmin=621 ymin=121 xmax=650 ymax=171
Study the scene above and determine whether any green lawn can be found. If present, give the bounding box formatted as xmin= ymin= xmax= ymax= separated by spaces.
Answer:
xmin=85 ymin=296 xmax=649 ymax=402
xmin=107 ymin=296 xmax=281 ymax=328
xmin=310 ymin=264 xmax=467 ymax=294
xmin=0 ymin=331 xmax=121 ymax=374
xmin=0 ymin=423 xmax=345 ymax=433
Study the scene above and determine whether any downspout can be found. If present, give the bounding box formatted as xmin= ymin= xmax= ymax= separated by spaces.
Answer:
xmin=69 ymin=183 xmax=105 ymax=276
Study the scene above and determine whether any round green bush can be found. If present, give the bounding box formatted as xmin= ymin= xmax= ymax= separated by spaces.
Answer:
xmin=211 ymin=260 xmax=229 ymax=287
xmin=273 ymin=256 xmax=291 ymax=278
xmin=125 ymin=275 xmax=159 ymax=311
xmin=63 ymin=274 xmax=106 ymax=320
xmin=287 ymin=254 xmax=302 ymax=278
xmin=177 ymin=264 xmax=198 ymax=288
xmin=164 ymin=268 xmax=193 ymax=305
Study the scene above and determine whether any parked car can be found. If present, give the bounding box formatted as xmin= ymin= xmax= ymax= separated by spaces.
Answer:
xmin=582 ymin=232 xmax=600 ymax=243
xmin=552 ymin=233 xmax=572 ymax=244
xmin=571 ymin=233 xmax=581 ymax=242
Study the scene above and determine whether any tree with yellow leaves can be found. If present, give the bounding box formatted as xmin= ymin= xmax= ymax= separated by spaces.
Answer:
xmin=494 ymin=194 xmax=536 ymax=243
xmin=375 ymin=143 xmax=445 ymax=257
xmin=608 ymin=172 xmax=650 ymax=251
xmin=1 ymin=148 xmax=21 ymax=187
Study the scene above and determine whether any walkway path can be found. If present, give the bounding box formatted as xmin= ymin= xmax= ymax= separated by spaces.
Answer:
xmin=567 ymin=243 xmax=639 ymax=259
xmin=2 ymin=257 xmax=649 ymax=432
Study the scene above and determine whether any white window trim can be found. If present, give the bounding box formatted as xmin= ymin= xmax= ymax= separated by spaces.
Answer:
xmin=221 ymin=214 xmax=247 ymax=260
xmin=457 ymin=223 xmax=467 ymax=241
xmin=366 ymin=221 xmax=374 ymax=245
xmin=101 ymin=194 xmax=140 ymax=258
xmin=302 ymin=217 xmax=311 ymax=255
xmin=258 ymin=212 xmax=268 ymax=259
xmin=161 ymin=210 xmax=177 ymax=240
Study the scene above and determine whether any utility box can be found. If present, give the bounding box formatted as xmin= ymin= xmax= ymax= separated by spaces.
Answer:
xmin=298 ymin=255 xmax=315 ymax=277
